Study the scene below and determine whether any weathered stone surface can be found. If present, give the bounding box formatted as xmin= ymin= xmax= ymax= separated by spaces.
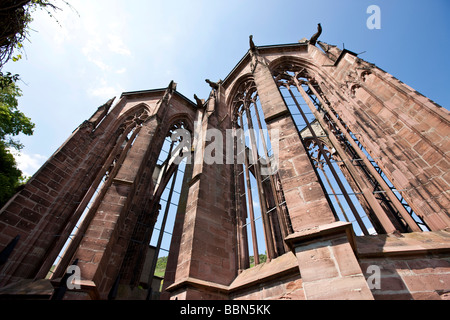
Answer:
xmin=0 ymin=37 xmax=449 ymax=301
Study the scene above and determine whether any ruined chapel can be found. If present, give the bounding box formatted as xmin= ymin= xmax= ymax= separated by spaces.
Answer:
xmin=0 ymin=28 xmax=449 ymax=300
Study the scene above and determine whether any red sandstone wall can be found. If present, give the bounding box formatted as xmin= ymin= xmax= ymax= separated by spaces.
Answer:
xmin=323 ymin=50 xmax=450 ymax=231
xmin=357 ymin=231 xmax=450 ymax=300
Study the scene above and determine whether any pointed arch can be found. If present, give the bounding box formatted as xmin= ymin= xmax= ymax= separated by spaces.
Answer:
xmin=229 ymin=72 xmax=292 ymax=269
xmin=269 ymin=55 xmax=427 ymax=235
xmin=226 ymin=73 xmax=255 ymax=113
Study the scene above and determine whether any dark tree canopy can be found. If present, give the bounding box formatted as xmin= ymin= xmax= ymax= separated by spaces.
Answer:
xmin=0 ymin=0 xmax=71 ymax=68
xmin=0 ymin=71 xmax=34 ymax=207
xmin=0 ymin=76 xmax=34 ymax=150
xmin=0 ymin=0 xmax=72 ymax=207
xmin=0 ymin=141 xmax=24 ymax=207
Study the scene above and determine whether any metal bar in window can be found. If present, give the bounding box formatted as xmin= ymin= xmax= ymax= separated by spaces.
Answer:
xmin=240 ymin=114 xmax=260 ymax=266
xmin=307 ymin=83 xmax=422 ymax=232
xmin=290 ymin=83 xmax=370 ymax=235
xmin=245 ymin=105 xmax=276 ymax=260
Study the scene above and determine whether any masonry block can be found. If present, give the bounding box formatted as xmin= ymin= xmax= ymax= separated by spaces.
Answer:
xmin=1 ymin=37 xmax=449 ymax=302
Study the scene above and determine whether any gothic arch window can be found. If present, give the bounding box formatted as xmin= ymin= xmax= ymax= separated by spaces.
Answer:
xmin=113 ymin=118 xmax=192 ymax=296
xmin=47 ymin=106 xmax=152 ymax=279
xmin=149 ymin=118 xmax=191 ymax=264
xmin=231 ymin=77 xmax=292 ymax=270
xmin=271 ymin=61 xmax=429 ymax=235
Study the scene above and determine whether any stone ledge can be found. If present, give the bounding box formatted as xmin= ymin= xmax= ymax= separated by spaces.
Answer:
xmin=229 ymin=251 xmax=299 ymax=293
xmin=165 ymin=252 xmax=300 ymax=296
xmin=356 ymin=230 xmax=450 ymax=258
xmin=51 ymin=278 xmax=100 ymax=300
xmin=302 ymin=274 xmax=374 ymax=300
xmin=165 ymin=277 xmax=229 ymax=295
xmin=0 ymin=279 xmax=53 ymax=298
xmin=284 ymin=221 xmax=357 ymax=252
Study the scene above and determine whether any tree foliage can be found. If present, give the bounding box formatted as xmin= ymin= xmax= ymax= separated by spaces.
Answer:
xmin=0 ymin=0 xmax=71 ymax=68
xmin=0 ymin=73 xmax=33 ymax=207
xmin=0 ymin=0 xmax=72 ymax=207
xmin=0 ymin=74 xmax=35 ymax=150
xmin=0 ymin=141 xmax=25 ymax=207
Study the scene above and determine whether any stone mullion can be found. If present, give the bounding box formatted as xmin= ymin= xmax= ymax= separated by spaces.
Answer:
xmin=298 ymin=81 xmax=402 ymax=235
xmin=69 ymin=117 xmax=159 ymax=299
xmin=252 ymin=59 xmax=337 ymax=231
xmin=239 ymin=113 xmax=260 ymax=265
xmin=244 ymin=102 xmax=276 ymax=261
xmin=115 ymin=135 xmax=170 ymax=288
xmin=292 ymin=81 xmax=370 ymax=235
xmin=308 ymin=82 xmax=423 ymax=232
xmin=52 ymin=123 xmax=143 ymax=281
xmin=250 ymin=54 xmax=373 ymax=300
xmin=252 ymin=95 xmax=290 ymax=253
xmin=232 ymin=123 xmax=250 ymax=272
xmin=160 ymin=162 xmax=193 ymax=299
xmin=0 ymin=114 xmax=117 ymax=286
xmin=355 ymin=82 xmax=449 ymax=231
xmin=147 ymin=164 xmax=178 ymax=296
xmin=45 ymin=124 xmax=140 ymax=280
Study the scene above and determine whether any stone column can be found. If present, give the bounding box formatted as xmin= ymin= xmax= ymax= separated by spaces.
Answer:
xmin=324 ymin=51 xmax=450 ymax=231
xmin=250 ymin=49 xmax=373 ymax=300
xmin=286 ymin=222 xmax=373 ymax=300
xmin=160 ymin=163 xmax=193 ymax=300
xmin=0 ymin=99 xmax=117 ymax=286
xmin=251 ymin=52 xmax=336 ymax=231
xmin=67 ymin=115 xmax=160 ymax=299
xmin=166 ymin=86 xmax=238 ymax=300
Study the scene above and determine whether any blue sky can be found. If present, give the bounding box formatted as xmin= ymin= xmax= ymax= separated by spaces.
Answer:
xmin=6 ymin=0 xmax=450 ymax=176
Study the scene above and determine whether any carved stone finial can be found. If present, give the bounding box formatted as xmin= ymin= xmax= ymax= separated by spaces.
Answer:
xmin=249 ymin=35 xmax=256 ymax=52
xmin=104 ymin=97 xmax=116 ymax=108
xmin=160 ymin=81 xmax=177 ymax=105
xmin=97 ymin=97 xmax=115 ymax=114
xmin=309 ymin=23 xmax=322 ymax=46
xmin=205 ymin=79 xmax=220 ymax=90
xmin=194 ymin=94 xmax=205 ymax=109
xmin=167 ymin=80 xmax=177 ymax=93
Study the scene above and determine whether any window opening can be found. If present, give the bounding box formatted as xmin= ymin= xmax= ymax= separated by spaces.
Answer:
xmin=47 ymin=109 xmax=147 ymax=279
xmin=232 ymin=79 xmax=291 ymax=270
xmin=273 ymin=65 xmax=427 ymax=235
xmin=116 ymin=121 xmax=190 ymax=300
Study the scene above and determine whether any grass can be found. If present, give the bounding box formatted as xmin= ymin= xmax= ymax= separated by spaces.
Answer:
xmin=154 ymin=256 xmax=168 ymax=278
xmin=249 ymin=254 xmax=268 ymax=267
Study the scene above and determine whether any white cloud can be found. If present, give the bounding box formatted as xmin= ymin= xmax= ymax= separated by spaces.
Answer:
xmin=89 ymin=85 xmax=121 ymax=100
xmin=88 ymin=78 xmax=123 ymax=100
xmin=91 ymin=59 xmax=111 ymax=72
xmin=80 ymin=34 xmax=130 ymax=72
xmin=81 ymin=38 xmax=99 ymax=56
xmin=116 ymin=67 xmax=127 ymax=74
xmin=107 ymin=34 xmax=131 ymax=56
xmin=81 ymin=38 xmax=112 ymax=71
xmin=15 ymin=152 xmax=48 ymax=177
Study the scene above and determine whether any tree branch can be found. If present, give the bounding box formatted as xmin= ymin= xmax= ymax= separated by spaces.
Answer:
xmin=0 ymin=0 xmax=30 ymax=12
